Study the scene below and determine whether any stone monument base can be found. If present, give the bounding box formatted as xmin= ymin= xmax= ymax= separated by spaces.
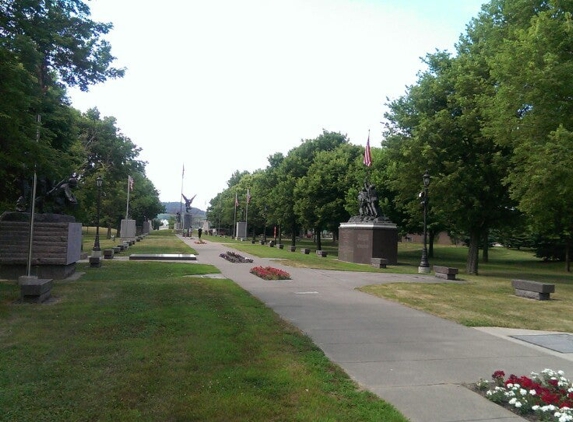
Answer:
xmin=2 ymin=263 xmax=76 ymax=280
xmin=120 ymin=219 xmax=136 ymax=241
xmin=0 ymin=212 xmax=81 ymax=280
xmin=338 ymin=221 xmax=398 ymax=265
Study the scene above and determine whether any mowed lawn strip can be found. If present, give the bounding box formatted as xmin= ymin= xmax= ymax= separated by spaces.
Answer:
xmin=82 ymin=227 xmax=195 ymax=255
xmin=361 ymin=245 xmax=573 ymax=332
xmin=0 ymin=250 xmax=406 ymax=421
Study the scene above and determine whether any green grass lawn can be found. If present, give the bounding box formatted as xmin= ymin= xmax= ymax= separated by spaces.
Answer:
xmin=0 ymin=231 xmax=406 ymax=422
xmin=82 ymin=227 xmax=196 ymax=255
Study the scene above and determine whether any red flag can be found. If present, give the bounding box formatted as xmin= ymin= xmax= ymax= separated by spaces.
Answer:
xmin=128 ymin=175 xmax=134 ymax=191
xmin=363 ymin=134 xmax=372 ymax=167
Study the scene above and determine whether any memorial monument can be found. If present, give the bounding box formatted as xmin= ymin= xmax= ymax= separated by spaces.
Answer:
xmin=338 ymin=180 xmax=398 ymax=265
xmin=181 ymin=193 xmax=196 ymax=236
xmin=0 ymin=174 xmax=82 ymax=281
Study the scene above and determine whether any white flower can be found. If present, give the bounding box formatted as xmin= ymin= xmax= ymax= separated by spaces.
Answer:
xmin=520 ymin=388 xmax=527 ymax=396
xmin=515 ymin=401 xmax=522 ymax=408
xmin=532 ymin=405 xmax=540 ymax=411
xmin=509 ymin=398 xmax=517 ymax=405
xmin=529 ymin=389 xmax=537 ymax=396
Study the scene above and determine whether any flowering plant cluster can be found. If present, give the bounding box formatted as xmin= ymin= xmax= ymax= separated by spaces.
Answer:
xmin=477 ymin=369 xmax=573 ymax=421
xmin=250 ymin=266 xmax=291 ymax=280
xmin=219 ymin=251 xmax=253 ymax=263
xmin=194 ymin=240 xmax=206 ymax=244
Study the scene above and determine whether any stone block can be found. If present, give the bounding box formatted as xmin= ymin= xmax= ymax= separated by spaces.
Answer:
xmin=434 ymin=265 xmax=459 ymax=280
xmin=103 ymin=249 xmax=114 ymax=259
xmin=301 ymin=248 xmax=310 ymax=254
xmin=89 ymin=256 xmax=102 ymax=268
xmin=512 ymin=279 xmax=555 ymax=300
xmin=316 ymin=250 xmax=328 ymax=257
xmin=19 ymin=277 xmax=53 ymax=303
xmin=371 ymin=258 xmax=388 ymax=268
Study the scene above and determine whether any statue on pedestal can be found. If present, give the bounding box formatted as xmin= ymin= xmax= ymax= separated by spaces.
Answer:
xmin=349 ymin=180 xmax=390 ymax=223
xmin=181 ymin=193 xmax=196 ymax=214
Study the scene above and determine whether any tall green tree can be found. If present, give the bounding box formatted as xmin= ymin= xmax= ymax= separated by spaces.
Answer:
xmin=276 ymin=130 xmax=348 ymax=247
xmin=384 ymin=49 xmax=514 ymax=274
xmin=474 ymin=0 xmax=573 ymax=270
xmin=0 ymin=0 xmax=124 ymax=210
xmin=293 ymin=133 xmax=353 ymax=250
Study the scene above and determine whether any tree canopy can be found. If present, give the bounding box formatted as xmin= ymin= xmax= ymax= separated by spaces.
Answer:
xmin=0 ymin=0 xmax=162 ymax=228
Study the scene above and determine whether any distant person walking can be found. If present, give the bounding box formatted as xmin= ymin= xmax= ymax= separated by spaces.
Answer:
xmin=198 ymin=228 xmax=203 ymax=240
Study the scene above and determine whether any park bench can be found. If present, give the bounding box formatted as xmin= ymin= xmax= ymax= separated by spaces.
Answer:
xmin=434 ymin=265 xmax=459 ymax=280
xmin=371 ymin=258 xmax=387 ymax=269
xmin=512 ymin=279 xmax=555 ymax=301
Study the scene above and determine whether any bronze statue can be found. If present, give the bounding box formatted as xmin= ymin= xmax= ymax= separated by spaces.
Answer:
xmin=182 ymin=193 xmax=196 ymax=213
xmin=349 ymin=179 xmax=389 ymax=223
xmin=16 ymin=174 xmax=78 ymax=214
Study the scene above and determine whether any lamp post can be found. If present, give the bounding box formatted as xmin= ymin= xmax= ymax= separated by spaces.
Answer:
xmin=93 ymin=176 xmax=103 ymax=256
xmin=418 ymin=170 xmax=431 ymax=273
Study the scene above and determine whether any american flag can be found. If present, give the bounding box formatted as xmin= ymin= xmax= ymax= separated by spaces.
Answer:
xmin=246 ymin=189 xmax=251 ymax=204
xmin=363 ymin=134 xmax=372 ymax=167
xmin=128 ymin=175 xmax=134 ymax=191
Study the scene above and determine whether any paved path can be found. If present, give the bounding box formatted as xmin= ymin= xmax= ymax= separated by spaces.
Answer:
xmin=181 ymin=236 xmax=573 ymax=422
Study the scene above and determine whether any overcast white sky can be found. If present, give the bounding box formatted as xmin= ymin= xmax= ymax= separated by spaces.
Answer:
xmin=68 ymin=0 xmax=486 ymax=208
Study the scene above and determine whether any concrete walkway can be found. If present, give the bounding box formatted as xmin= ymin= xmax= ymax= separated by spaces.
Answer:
xmin=181 ymin=236 xmax=573 ymax=422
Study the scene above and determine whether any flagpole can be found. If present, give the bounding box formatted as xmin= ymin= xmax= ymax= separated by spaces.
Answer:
xmin=180 ymin=164 xmax=184 ymax=222
xmin=25 ymin=114 xmax=41 ymax=278
xmin=245 ymin=189 xmax=249 ymax=238
xmin=125 ymin=176 xmax=130 ymax=220
xmin=233 ymin=192 xmax=238 ymax=239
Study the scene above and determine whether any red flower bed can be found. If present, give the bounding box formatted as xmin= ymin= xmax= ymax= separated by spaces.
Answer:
xmin=250 ymin=266 xmax=291 ymax=280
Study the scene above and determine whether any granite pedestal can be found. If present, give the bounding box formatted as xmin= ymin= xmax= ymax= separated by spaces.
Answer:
xmin=339 ymin=222 xmax=398 ymax=265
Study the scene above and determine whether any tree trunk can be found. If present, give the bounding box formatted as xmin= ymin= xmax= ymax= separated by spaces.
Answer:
xmin=466 ymin=229 xmax=480 ymax=275
xmin=316 ymin=228 xmax=322 ymax=251
xmin=482 ymin=228 xmax=489 ymax=263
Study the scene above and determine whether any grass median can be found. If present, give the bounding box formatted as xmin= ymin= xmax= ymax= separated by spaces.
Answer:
xmin=0 ymin=231 xmax=407 ymax=421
